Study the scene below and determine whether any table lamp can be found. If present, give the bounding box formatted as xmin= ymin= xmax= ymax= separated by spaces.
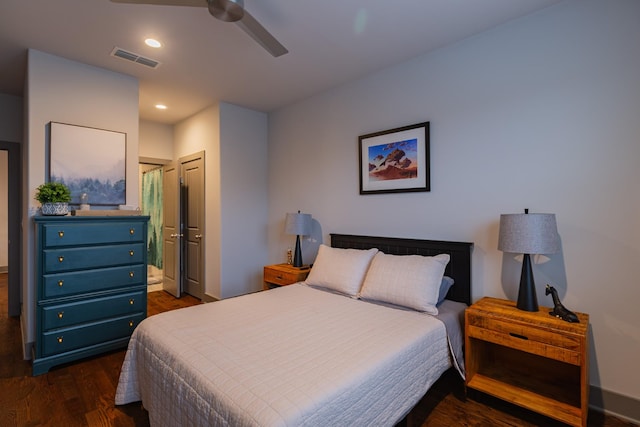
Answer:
xmin=285 ymin=211 xmax=312 ymax=268
xmin=498 ymin=209 xmax=560 ymax=311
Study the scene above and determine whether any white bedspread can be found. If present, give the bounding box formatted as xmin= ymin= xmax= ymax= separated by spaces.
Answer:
xmin=116 ymin=284 xmax=454 ymax=426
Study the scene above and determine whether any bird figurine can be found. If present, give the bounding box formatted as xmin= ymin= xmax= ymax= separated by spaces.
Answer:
xmin=545 ymin=285 xmax=579 ymax=323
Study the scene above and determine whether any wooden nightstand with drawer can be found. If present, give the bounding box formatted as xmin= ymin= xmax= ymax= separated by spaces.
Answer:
xmin=465 ymin=297 xmax=589 ymax=427
xmin=263 ymin=264 xmax=310 ymax=290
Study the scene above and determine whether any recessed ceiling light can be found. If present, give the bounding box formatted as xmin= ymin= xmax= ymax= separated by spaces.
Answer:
xmin=155 ymin=104 xmax=167 ymax=110
xmin=145 ymin=38 xmax=162 ymax=48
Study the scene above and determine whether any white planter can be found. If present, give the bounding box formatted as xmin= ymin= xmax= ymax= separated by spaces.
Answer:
xmin=41 ymin=202 xmax=69 ymax=216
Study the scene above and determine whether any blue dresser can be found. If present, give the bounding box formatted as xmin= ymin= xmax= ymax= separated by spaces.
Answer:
xmin=33 ymin=215 xmax=149 ymax=375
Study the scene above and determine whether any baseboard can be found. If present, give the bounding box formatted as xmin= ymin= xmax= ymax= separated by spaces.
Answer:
xmin=590 ymin=385 xmax=640 ymax=424
xmin=202 ymin=293 xmax=218 ymax=303
xmin=0 ymin=265 xmax=7 ymax=273
xmin=20 ymin=315 xmax=33 ymax=361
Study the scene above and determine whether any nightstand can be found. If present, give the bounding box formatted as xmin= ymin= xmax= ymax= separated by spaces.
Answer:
xmin=263 ymin=264 xmax=310 ymax=290
xmin=465 ymin=297 xmax=589 ymax=427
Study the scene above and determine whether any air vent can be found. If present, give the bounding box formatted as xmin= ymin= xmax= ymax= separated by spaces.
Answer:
xmin=110 ymin=47 xmax=161 ymax=69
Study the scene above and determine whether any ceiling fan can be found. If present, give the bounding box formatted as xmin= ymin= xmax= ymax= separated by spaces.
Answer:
xmin=110 ymin=0 xmax=288 ymax=57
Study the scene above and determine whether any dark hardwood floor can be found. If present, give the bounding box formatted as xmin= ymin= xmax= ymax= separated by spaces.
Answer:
xmin=0 ymin=273 xmax=637 ymax=426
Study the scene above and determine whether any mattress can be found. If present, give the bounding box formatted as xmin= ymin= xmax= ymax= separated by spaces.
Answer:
xmin=116 ymin=283 xmax=461 ymax=426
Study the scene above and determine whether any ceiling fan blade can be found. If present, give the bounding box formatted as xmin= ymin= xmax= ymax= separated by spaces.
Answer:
xmin=236 ymin=10 xmax=288 ymax=57
xmin=110 ymin=0 xmax=205 ymax=6
xmin=111 ymin=0 xmax=287 ymax=57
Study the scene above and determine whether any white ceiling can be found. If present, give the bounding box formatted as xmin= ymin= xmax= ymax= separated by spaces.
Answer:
xmin=0 ymin=0 xmax=562 ymax=124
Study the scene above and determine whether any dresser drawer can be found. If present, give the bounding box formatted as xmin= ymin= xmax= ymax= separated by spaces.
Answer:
xmin=42 ymin=290 xmax=146 ymax=330
xmin=42 ymin=264 xmax=145 ymax=299
xmin=42 ymin=221 xmax=145 ymax=248
xmin=264 ymin=265 xmax=309 ymax=286
xmin=40 ymin=313 xmax=145 ymax=357
xmin=264 ymin=268 xmax=294 ymax=286
xmin=467 ymin=313 xmax=582 ymax=365
xmin=43 ymin=243 xmax=145 ymax=273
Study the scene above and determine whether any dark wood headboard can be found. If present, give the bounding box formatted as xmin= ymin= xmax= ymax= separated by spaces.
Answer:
xmin=330 ymin=234 xmax=473 ymax=305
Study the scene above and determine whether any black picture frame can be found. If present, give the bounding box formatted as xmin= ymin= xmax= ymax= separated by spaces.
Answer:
xmin=359 ymin=122 xmax=430 ymax=195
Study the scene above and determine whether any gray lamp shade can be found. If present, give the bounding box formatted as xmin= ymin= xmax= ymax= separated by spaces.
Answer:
xmin=498 ymin=213 xmax=560 ymax=255
xmin=285 ymin=212 xmax=312 ymax=236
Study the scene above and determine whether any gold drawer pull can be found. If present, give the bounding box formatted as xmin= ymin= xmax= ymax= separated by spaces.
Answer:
xmin=129 ymin=271 xmax=134 ymax=278
xmin=129 ymin=320 xmax=134 ymax=327
xmin=58 ymin=231 xmax=64 ymax=238
xmin=129 ymin=228 xmax=135 ymax=235
xmin=57 ymin=312 xmax=64 ymax=319
xmin=58 ymin=280 xmax=64 ymax=287
xmin=57 ymin=336 xmax=63 ymax=344
xmin=58 ymin=256 xmax=64 ymax=263
xmin=129 ymin=299 xmax=135 ymax=305
xmin=129 ymin=250 xmax=134 ymax=256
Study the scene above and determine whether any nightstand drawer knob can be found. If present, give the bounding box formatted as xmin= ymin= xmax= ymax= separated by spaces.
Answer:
xmin=129 ymin=271 xmax=135 ymax=278
xmin=58 ymin=256 xmax=64 ymax=263
xmin=509 ymin=332 xmax=529 ymax=340
xmin=129 ymin=320 xmax=134 ymax=327
xmin=129 ymin=250 xmax=134 ymax=256
xmin=129 ymin=299 xmax=135 ymax=305
xmin=58 ymin=280 xmax=64 ymax=287
xmin=58 ymin=231 xmax=64 ymax=238
xmin=130 ymin=228 xmax=135 ymax=235
xmin=57 ymin=336 xmax=63 ymax=344
xmin=276 ymin=275 xmax=283 ymax=279
xmin=57 ymin=311 xmax=64 ymax=319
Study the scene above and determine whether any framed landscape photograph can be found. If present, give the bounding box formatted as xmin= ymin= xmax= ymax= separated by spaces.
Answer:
xmin=359 ymin=122 xmax=430 ymax=195
xmin=49 ymin=122 xmax=126 ymax=206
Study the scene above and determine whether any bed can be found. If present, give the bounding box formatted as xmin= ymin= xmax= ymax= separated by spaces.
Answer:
xmin=115 ymin=234 xmax=473 ymax=426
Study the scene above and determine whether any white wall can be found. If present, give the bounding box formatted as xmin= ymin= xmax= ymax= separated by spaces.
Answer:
xmin=174 ymin=104 xmax=221 ymax=298
xmin=139 ymin=119 xmax=173 ymax=160
xmin=174 ymin=102 xmax=268 ymax=300
xmin=219 ymin=102 xmax=269 ymax=298
xmin=0 ymin=94 xmax=22 ymax=270
xmin=0 ymin=93 xmax=23 ymax=143
xmin=268 ymin=0 xmax=640 ymax=404
xmin=23 ymin=49 xmax=139 ymax=352
xmin=0 ymin=94 xmax=23 ymax=272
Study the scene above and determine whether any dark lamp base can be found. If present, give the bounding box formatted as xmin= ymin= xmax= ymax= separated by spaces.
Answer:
xmin=292 ymin=235 xmax=304 ymax=268
xmin=517 ymin=253 xmax=539 ymax=312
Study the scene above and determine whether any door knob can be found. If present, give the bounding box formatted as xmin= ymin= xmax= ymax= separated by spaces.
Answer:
xmin=195 ymin=234 xmax=202 ymax=239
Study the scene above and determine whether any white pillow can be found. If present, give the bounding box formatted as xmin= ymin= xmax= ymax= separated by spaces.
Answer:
xmin=359 ymin=252 xmax=450 ymax=314
xmin=305 ymin=244 xmax=378 ymax=296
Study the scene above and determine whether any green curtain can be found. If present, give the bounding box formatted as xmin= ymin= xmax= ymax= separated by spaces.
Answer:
xmin=142 ymin=168 xmax=163 ymax=269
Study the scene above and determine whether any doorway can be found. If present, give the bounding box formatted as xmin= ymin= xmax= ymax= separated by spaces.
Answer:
xmin=0 ymin=141 xmax=21 ymax=318
xmin=140 ymin=163 xmax=165 ymax=292
xmin=162 ymin=151 xmax=205 ymax=300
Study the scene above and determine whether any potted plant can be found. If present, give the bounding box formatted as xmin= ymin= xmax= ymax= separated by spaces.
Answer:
xmin=35 ymin=181 xmax=72 ymax=215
